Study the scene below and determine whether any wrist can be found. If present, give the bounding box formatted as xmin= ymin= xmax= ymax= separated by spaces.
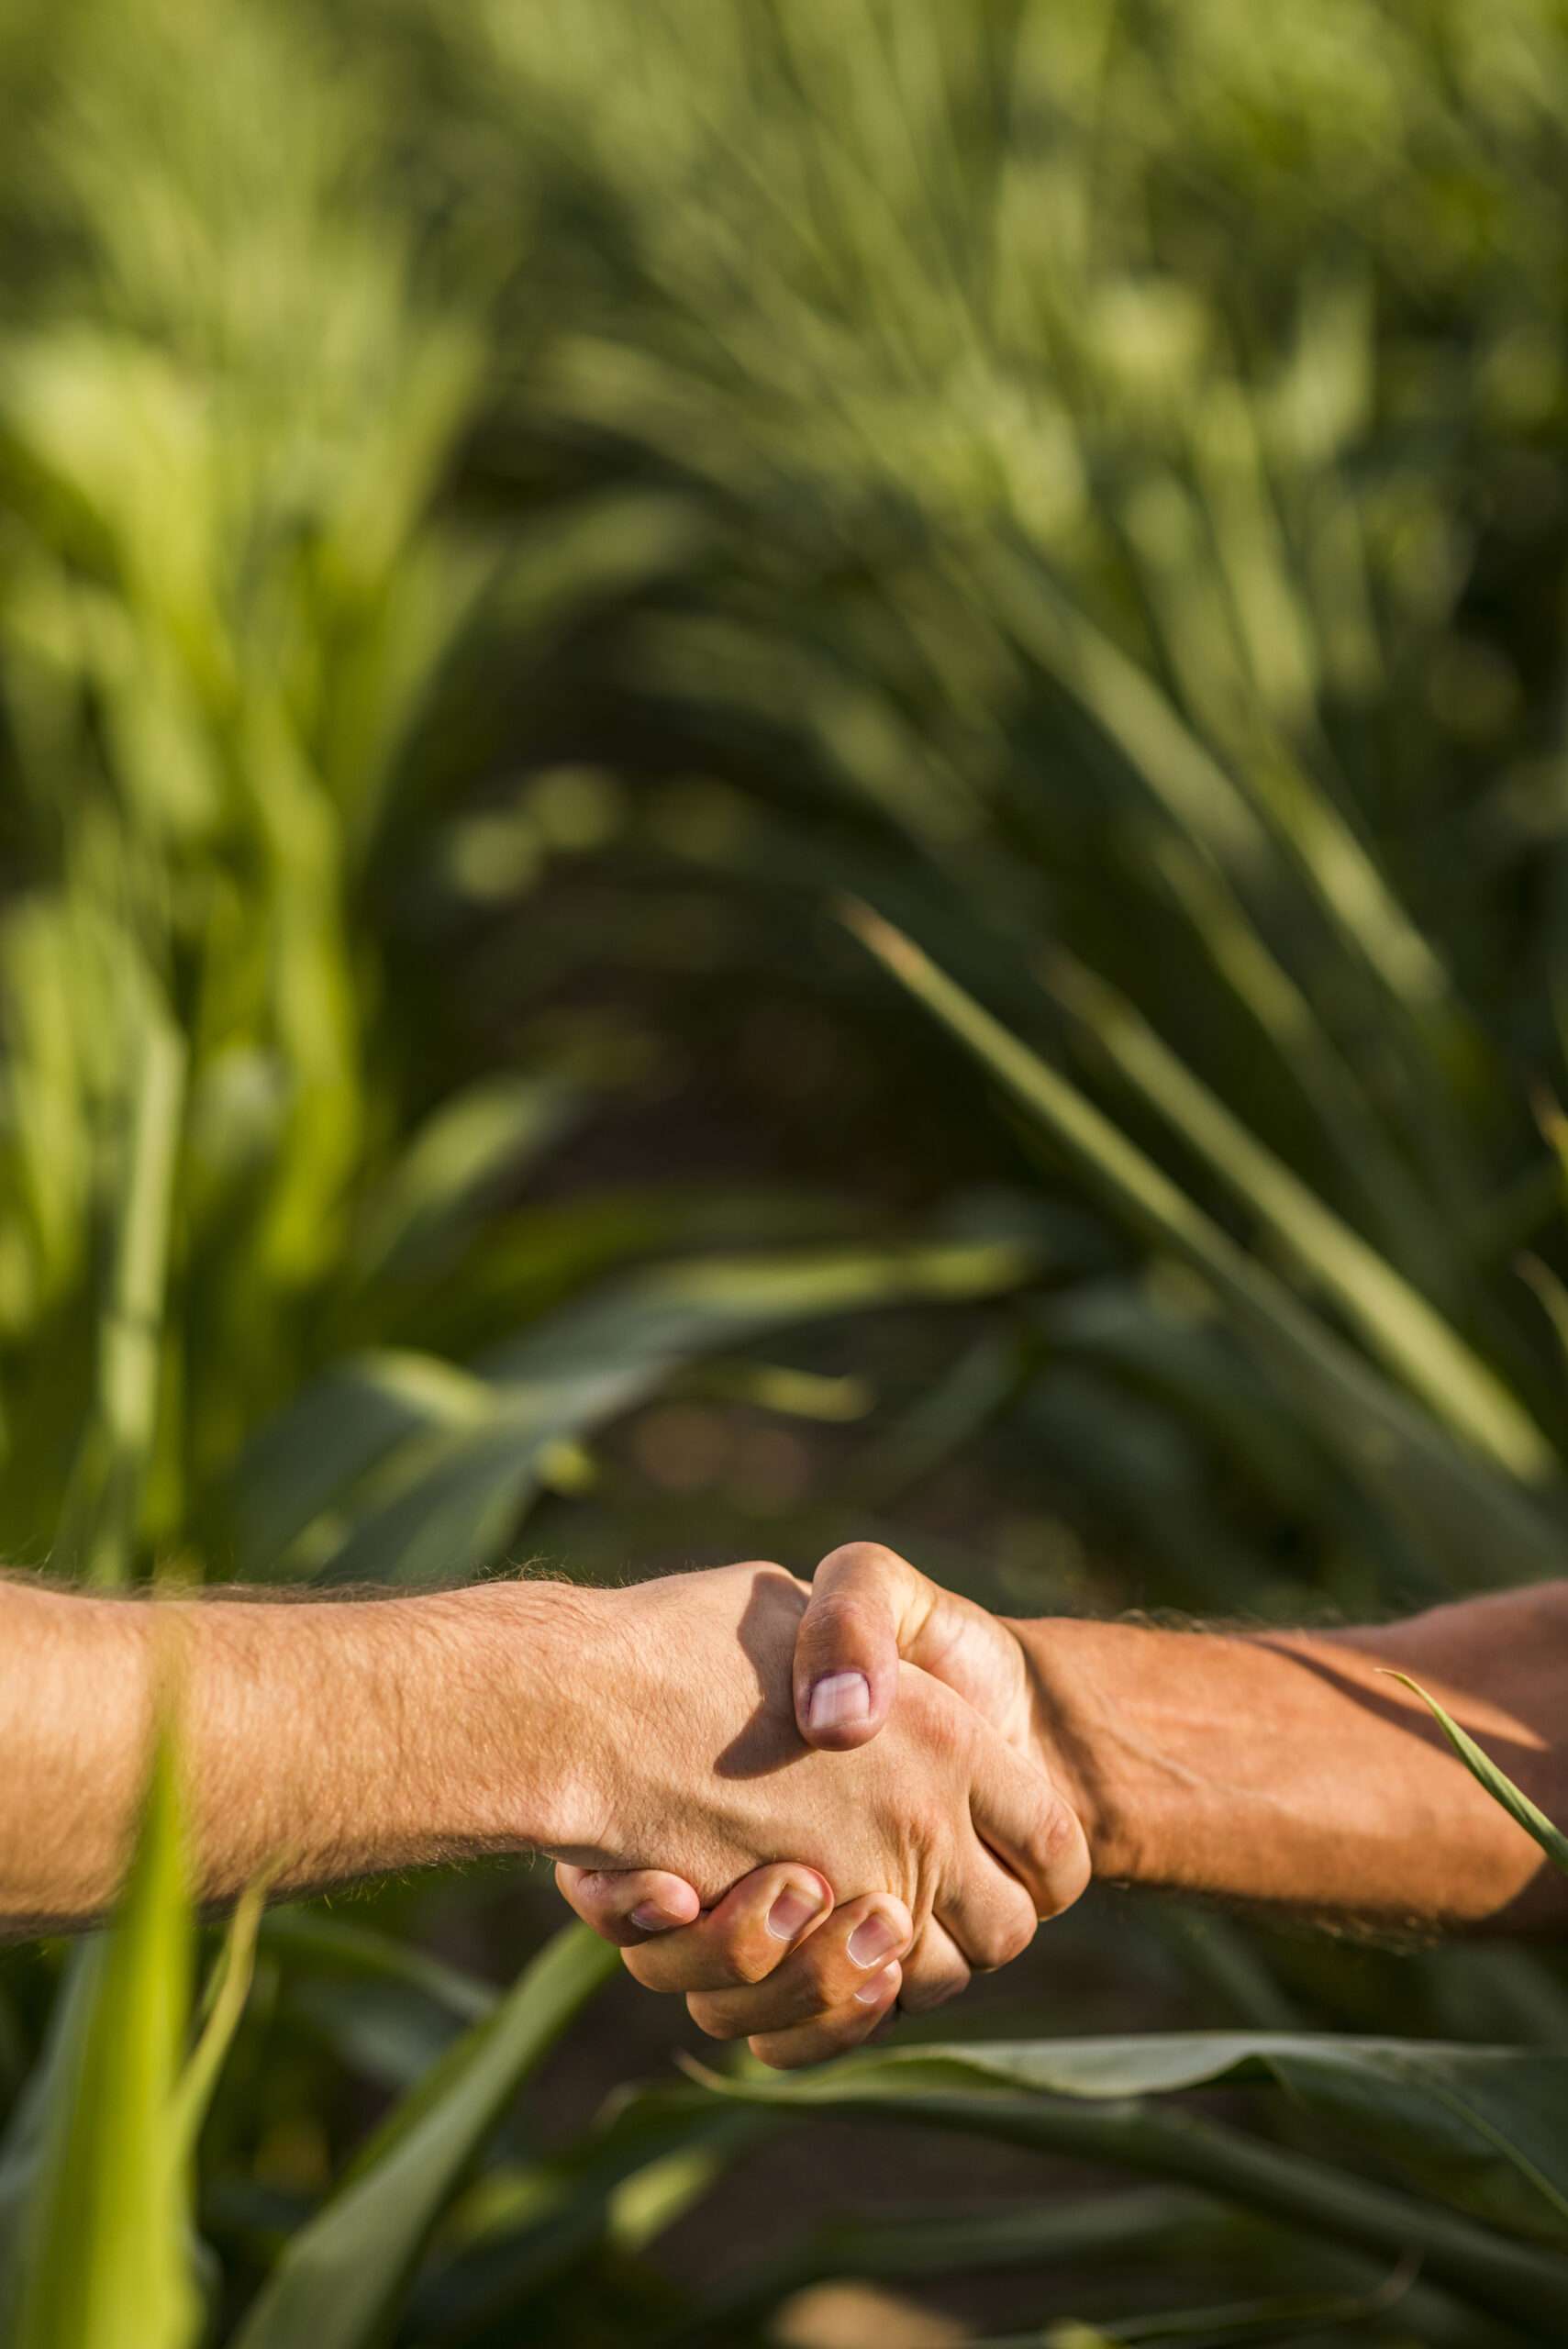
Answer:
xmin=1007 ymin=1615 xmax=1158 ymax=1885
xmin=428 ymin=1578 xmax=627 ymax=1858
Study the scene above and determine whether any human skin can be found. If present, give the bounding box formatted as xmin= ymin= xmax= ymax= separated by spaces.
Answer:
xmin=561 ymin=1542 xmax=1568 ymax=2065
xmin=0 ymin=1563 xmax=1086 ymax=2023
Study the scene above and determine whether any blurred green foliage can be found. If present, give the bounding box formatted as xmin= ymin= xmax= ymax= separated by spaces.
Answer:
xmin=8 ymin=0 xmax=1568 ymax=2339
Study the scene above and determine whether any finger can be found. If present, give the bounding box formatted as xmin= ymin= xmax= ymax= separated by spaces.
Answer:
xmin=687 ymin=1892 xmax=912 ymax=2039
xmin=794 ymin=1541 xmax=936 ymax=1751
xmin=553 ymin=1863 xmax=701 ymax=1947
xmin=748 ymin=1959 xmax=904 ymax=2071
xmin=968 ymin=1731 xmax=1092 ymax=1924
xmin=896 ymin=1914 xmax=972 ymax=2013
xmin=623 ymin=1865 xmax=831 ymax=1995
xmin=934 ymin=1817 xmax=1041 ymax=1979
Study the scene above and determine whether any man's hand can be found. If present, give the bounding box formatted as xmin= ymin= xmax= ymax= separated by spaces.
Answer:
xmin=0 ymin=1551 xmax=1073 ymax=1946
xmin=557 ymin=1558 xmax=1086 ymax=2018
xmin=560 ymin=1544 xmax=1091 ymax=2056
xmin=788 ymin=1540 xmax=1036 ymax=1755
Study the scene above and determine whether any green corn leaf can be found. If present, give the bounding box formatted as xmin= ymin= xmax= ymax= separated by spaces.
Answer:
xmin=347 ymin=1074 xmax=584 ymax=1290
xmin=0 ymin=1955 xmax=97 ymax=2301
xmin=978 ymin=551 xmax=1451 ymax=1020
xmin=248 ymin=1227 xmax=1044 ymax=1583
xmin=261 ymin=1910 xmax=499 ymax=2029
xmin=673 ymin=2188 xmax=1206 ymax=2349
xmin=56 ymin=1008 xmax=185 ymax=1588
xmin=843 ymin=906 xmax=1565 ymax=1587
xmin=1045 ymin=951 xmax=1551 ymax=1483
xmin=1037 ymin=1279 xmax=1320 ymax=1512
xmin=403 ymin=2082 xmax=757 ymax=2337
xmin=294 ymin=1421 xmax=537 ymax=1590
xmin=8 ymin=1731 xmax=197 ymax=2349
xmin=476 ymin=1229 xmax=1045 ymax=1396
xmin=265 ymin=1912 xmax=500 ymax=2100
xmin=693 ymin=2033 xmax=1568 ymax=2330
xmin=172 ymin=1875 xmax=268 ymax=2162
xmin=231 ymin=1924 xmax=617 ymax=2349
xmin=1380 ymin=1672 xmax=1568 ymax=1881
xmin=699 ymin=2032 xmax=1568 ymax=2246
xmin=1143 ymin=830 xmax=1454 ymax=1286
xmin=232 ymin=1351 xmax=497 ymax=1575
xmin=993 ymin=2257 xmax=1424 ymax=2348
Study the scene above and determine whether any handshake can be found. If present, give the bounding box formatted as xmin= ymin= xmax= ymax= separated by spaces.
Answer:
xmin=547 ymin=1542 xmax=1093 ymax=2070
xmin=7 ymin=1529 xmax=1546 ymax=2007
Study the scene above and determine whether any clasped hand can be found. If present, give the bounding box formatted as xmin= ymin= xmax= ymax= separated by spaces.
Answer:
xmin=555 ymin=1543 xmax=1089 ymax=2068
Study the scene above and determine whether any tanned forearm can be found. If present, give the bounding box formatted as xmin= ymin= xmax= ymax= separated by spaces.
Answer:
xmin=2 ymin=1561 xmax=1089 ymax=1968
xmin=0 ymin=1577 xmax=606 ymax=1932
xmin=1016 ymin=1584 xmax=1568 ymax=1930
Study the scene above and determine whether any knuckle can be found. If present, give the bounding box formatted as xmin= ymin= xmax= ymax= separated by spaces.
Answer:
xmin=1037 ymin=1792 xmax=1078 ymax=1864
xmin=975 ymin=1909 xmax=1036 ymax=1971
xmin=904 ymin=1675 xmax=962 ymax=1758
xmin=804 ymin=1589 xmax=873 ymax=1646
xmin=1034 ymin=1798 xmax=1092 ymax=1916
xmin=554 ymin=1864 xmax=604 ymax=1918
xmin=798 ymin=1939 xmax=851 ymax=2003
xmin=687 ymin=1995 xmax=744 ymax=2042
xmin=720 ymin=1938 xmax=773 ymax=1987
xmin=899 ymin=1963 xmax=968 ymax=2014
xmin=818 ymin=1539 xmax=895 ymax=1578
xmin=733 ymin=1559 xmax=808 ymax=1608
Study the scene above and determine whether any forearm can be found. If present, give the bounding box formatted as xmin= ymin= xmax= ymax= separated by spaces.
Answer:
xmin=1015 ymin=1584 xmax=1568 ymax=1929
xmin=0 ymin=1577 xmax=606 ymax=1932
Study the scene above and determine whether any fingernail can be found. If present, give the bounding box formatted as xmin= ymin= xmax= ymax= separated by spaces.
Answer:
xmin=854 ymin=1964 xmax=898 ymax=2006
xmin=806 ymin=1671 xmax=872 ymax=1733
xmin=848 ymin=1911 xmax=901 ymax=1967
xmin=630 ymin=1903 xmax=681 ymax=1932
xmin=767 ymin=1882 xmax=826 ymax=1941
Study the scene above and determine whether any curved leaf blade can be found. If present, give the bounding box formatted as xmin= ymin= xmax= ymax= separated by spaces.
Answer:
xmin=232 ymin=1925 xmax=616 ymax=2349
xmin=702 ymin=2032 xmax=1568 ymax=2251
xmin=9 ymin=1735 xmax=197 ymax=2349
xmin=843 ymin=906 xmax=1565 ymax=1586
xmin=1381 ymin=1672 xmax=1568 ymax=1882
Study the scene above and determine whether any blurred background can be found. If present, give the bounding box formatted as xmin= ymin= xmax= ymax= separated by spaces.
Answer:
xmin=7 ymin=0 xmax=1568 ymax=2341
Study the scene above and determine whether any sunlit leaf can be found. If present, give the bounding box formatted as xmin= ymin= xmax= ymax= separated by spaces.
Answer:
xmin=348 ymin=1075 xmax=584 ymax=1289
xmin=1045 ymin=951 xmax=1551 ymax=1481
xmin=844 ymin=905 xmax=1564 ymax=1586
xmin=55 ymin=1009 xmax=185 ymax=1587
xmin=694 ymin=2034 xmax=1568 ymax=2329
xmin=8 ymin=1732 xmax=197 ymax=2349
xmin=252 ymin=1227 xmax=1047 ymax=1583
xmin=232 ymin=1926 xmax=617 ymax=2349
xmin=1381 ymin=1672 xmax=1568 ymax=1882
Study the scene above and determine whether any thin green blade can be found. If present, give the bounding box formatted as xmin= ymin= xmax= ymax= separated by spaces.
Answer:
xmin=843 ymin=904 xmax=1563 ymax=1586
xmin=232 ymin=1925 xmax=616 ymax=2349
xmin=10 ymin=1732 xmax=197 ymax=2349
xmin=1381 ymin=1671 xmax=1568 ymax=1882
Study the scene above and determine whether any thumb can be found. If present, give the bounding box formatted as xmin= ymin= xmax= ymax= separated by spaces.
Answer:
xmin=554 ymin=1862 xmax=702 ymax=1946
xmin=794 ymin=1541 xmax=938 ymax=1752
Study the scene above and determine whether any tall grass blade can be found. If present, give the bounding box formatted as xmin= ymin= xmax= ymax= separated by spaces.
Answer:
xmin=1045 ymin=952 xmax=1551 ymax=1480
xmin=57 ymin=1010 xmax=185 ymax=1586
xmin=844 ymin=905 xmax=1564 ymax=1584
xmin=246 ymin=1228 xmax=1047 ymax=1582
xmin=172 ymin=1876 xmax=268 ymax=2161
xmin=694 ymin=2037 xmax=1568 ymax=2329
xmin=9 ymin=1728 xmax=197 ymax=2349
xmin=1380 ymin=1672 xmax=1568 ymax=1882
xmin=232 ymin=1924 xmax=617 ymax=2349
